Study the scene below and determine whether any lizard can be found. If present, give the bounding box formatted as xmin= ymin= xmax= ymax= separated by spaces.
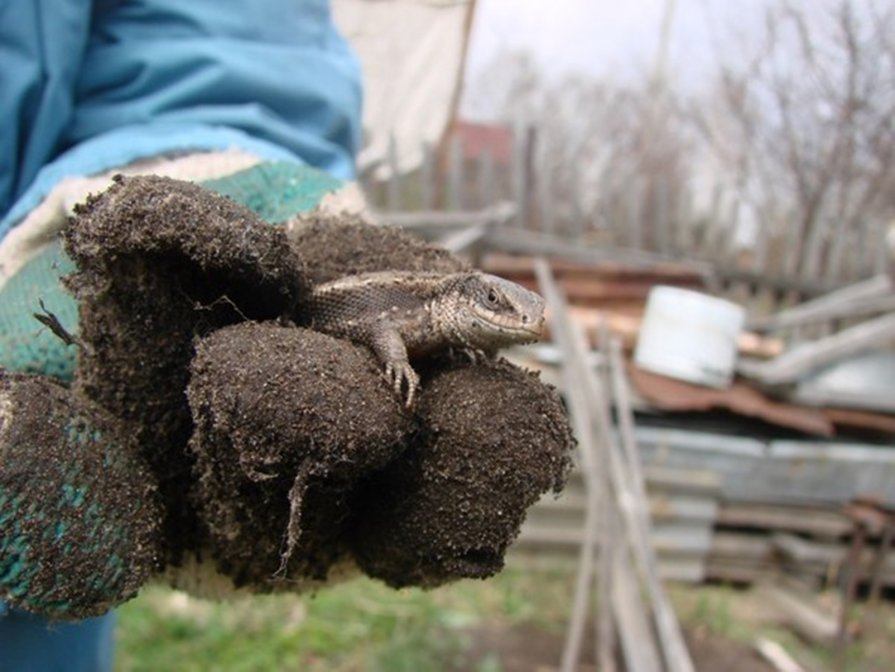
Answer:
xmin=304 ymin=270 xmax=546 ymax=407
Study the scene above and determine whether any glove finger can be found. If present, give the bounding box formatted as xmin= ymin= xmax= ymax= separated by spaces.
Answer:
xmin=0 ymin=371 xmax=162 ymax=620
xmin=350 ymin=359 xmax=574 ymax=588
xmin=187 ymin=322 xmax=411 ymax=590
xmin=288 ymin=214 xmax=467 ymax=285
xmin=63 ymin=175 xmax=309 ymax=563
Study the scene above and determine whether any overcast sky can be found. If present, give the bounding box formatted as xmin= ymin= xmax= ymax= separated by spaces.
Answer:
xmin=463 ymin=0 xmax=814 ymax=114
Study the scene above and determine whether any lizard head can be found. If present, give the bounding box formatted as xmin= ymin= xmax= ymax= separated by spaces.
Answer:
xmin=454 ymin=273 xmax=546 ymax=349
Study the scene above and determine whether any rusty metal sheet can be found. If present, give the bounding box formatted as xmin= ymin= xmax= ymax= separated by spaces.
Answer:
xmin=629 ymin=364 xmax=834 ymax=436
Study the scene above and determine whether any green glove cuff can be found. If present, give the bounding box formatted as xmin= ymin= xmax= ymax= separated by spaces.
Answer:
xmin=0 ymin=243 xmax=77 ymax=380
xmin=0 ymin=161 xmax=346 ymax=379
xmin=203 ymin=161 xmax=344 ymax=223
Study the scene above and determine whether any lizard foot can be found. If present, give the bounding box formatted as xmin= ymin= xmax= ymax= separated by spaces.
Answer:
xmin=448 ymin=347 xmax=489 ymax=365
xmin=384 ymin=361 xmax=420 ymax=408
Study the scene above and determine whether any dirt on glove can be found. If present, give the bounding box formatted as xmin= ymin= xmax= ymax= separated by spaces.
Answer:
xmin=64 ymin=174 xmax=308 ymax=563
xmin=0 ymin=371 xmax=162 ymax=619
xmin=351 ymin=359 xmax=573 ymax=587
xmin=48 ymin=174 xmax=573 ymax=601
xmin=288 ymin=212 xmax=467 ymax=283
xmin=188 ymin=322 xmax=411 ymax=588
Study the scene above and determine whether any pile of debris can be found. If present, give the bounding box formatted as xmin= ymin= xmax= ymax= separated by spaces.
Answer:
xmin=490 ymin=252 xmax=895 ymax=592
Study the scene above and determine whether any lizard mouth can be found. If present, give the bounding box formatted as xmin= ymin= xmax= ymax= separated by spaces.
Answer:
xmin=477 ymin=315 xmax=545 ymax=342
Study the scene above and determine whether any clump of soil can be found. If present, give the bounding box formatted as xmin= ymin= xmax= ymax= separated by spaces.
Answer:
xmin=351 ymin=359 xmax=573 ymax=587
xmin=188 ymin=322 xmax=411 ymax=587
xmin=288 ymin=213 xmax=467 ymax=283
xmin=0 ymin=371 xmax=162 ymax=620
xmin=63 ymin=174 xmax=308 ymax=562
xmin=47 ymin=174 xmax=574 ymax=603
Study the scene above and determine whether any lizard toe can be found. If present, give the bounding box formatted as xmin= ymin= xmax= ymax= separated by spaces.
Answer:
xmin=402 ymin=366 xmax=420 ymax=408
xmin=385 ymin=362 xmax=419 ymax=408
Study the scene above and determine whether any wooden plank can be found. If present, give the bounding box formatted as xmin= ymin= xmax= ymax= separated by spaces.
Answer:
xmin=480 ymin=252 xmax=705 ymax=281
xmin=447 ymin=133 xmax=463 ymax=211
xmin=511 ymin=124 xmax=527 ymax=229
xmin=826 ymin=216 xmax=850 ymax=283
xmin=754 ymin=638 xmax=807 ymax=672
xmin=655 ymin=178 xmax=672 ymax=256
xmin=529 ymin=491 xmax=718 ymax=525
xmin=597 ymin=487 xmax=618 ymax=672
xmin=529 ymin=463 xmax=721 ymax=498
xmin=872 ymin=219 xmax=889 ymax=275
xmin=536 ymin=156 xmax=556 ymax=236
xmin=674 ymin=189 xmax=694 ymax=256
xmin=487 ymin=228 xmax=714 ymax=275
xmin=386 ymin=133 xmax=400 ymax=211
xmin=704 ymin=558 xmax=770 ymax=584
xmin=517 ymin=523 xmax=714 ymax=556
xmin=420 ymin=143 xmax=435 ymax=210
xmin=710 ymin=532 xmax=773 ymax=560
xmin=538 ymin=262 xmax=605 ymax=672
xmin=507 ymin=548 xmax=707 ymax=584
xmin=754 ymin=583 xmax=838 ymax=646
xmin=538 ymin=261 xmax=695 ymax=672
xmin=717 ymin=502 xmax=850 ymax=538
xmin=440 ymin=225 xmax=486 ymax=254
xmin=747 ymin=274 xmax=893 ymax=332
xmin=771 ymin=532 xmax=895 ymax=577
xmin=478 ymin=146 xmax=496 ymax=210
xmin=701 ymin=184 xmax=726 ymax=261
xmin=612 ymin=542 xmax=663 ymax=672
xmin=799 ymin=215 xmax=829 ymax=281
xmin=606 ymin=329 xmax=695 ymax=672
xmin=378 ymin=202 xmax=515 ymax=231
xmin=625 ymin=180 xmax=644 ymax=249
xmin=637 ymin=427 xmax=895 ymax=506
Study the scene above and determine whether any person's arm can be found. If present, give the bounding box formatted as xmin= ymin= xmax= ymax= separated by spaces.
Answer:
xmin=1 ymin=0 xmax=362 ymax=236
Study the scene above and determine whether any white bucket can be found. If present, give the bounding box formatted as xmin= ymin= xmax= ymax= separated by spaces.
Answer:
xmin=634 ymin=286 xmax=745 ymax=389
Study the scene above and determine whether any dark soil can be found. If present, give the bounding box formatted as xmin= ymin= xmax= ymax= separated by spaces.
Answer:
xmin=351 ymin=359 xmax=573 ymax=588
xmin=188 ymin=322 xmax=410 ymax=588
xmin=288 ymin=213 xmax=467 ymax=284
xmin=457 ymin=625 xmax=777 ymax=672
xmin=0 ymin=371 xmax=161 ymax=619
xmin=63 ymin=175 xmax=308 ymax=562
xmin=10 ymin=174 xmax=576 ymax=609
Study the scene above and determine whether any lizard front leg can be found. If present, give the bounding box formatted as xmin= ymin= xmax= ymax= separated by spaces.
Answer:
xmin=369 ymin=321 xmax=419 ymax=408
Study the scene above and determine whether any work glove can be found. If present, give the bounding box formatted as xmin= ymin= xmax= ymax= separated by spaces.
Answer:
xmin=0 ymin=161 xmax=574 ymax=620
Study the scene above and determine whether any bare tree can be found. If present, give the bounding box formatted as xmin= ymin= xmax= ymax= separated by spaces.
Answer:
xmin=693 ymin=0 xmax=895 ymax=277
xmin=466 ymin=50 xmax=695 ymax=242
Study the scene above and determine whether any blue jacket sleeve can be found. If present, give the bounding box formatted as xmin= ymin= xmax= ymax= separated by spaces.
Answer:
xmin=1 ymin=0 xmax=362 ymax=236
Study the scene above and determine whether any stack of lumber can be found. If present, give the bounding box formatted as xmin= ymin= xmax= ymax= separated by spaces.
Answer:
xmin=535 ymin=260 xmax=695 ymax=672
xmin=490 ymin=253 xmax=895 ymax=437
xmin=515 ymin=466 xmax=720 ymax=584
xmin=513 ymin=422 xmax=895 ymax=588
xmin=489 ymin=251 xmax=895 ymax=611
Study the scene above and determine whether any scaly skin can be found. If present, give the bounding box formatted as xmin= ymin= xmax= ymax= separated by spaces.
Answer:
xmin=306 ymin=271 xmax=546 ymax=406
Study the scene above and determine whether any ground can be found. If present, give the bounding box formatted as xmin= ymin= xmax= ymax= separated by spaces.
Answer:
xmin=113 ymin=562 xmax=895 ymax=671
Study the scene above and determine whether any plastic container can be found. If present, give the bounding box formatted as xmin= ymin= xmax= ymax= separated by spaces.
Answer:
xmin=634 ymin=286 xmax=745 ymax=388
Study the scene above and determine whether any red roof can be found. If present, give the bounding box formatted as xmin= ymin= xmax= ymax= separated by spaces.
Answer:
xmin=454 ymin=120 xmax=513 ymax=164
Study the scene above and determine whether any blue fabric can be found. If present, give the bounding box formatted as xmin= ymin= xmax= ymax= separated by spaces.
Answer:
xmin=0 ymin=0 xmax=362 ymax=236
xmin=0 ymin=606 xmax=116 ymax=672
xmin=0 ymin=0 xmax=361 ymax=668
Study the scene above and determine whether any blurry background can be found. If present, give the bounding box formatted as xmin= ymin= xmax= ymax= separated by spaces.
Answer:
xmin=117 ymin=3 xmax=895 ymax=670
xmin=339 ymin=0 xmax=895 ymax=290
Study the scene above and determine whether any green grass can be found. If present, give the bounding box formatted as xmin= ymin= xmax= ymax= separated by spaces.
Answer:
xmin=117 ymin=567 xmax=895 ymax=671
xmin=115 ymin=565 xmax=575 ymax=672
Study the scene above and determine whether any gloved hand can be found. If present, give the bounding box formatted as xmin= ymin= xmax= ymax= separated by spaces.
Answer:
xmin=1 ymin=163 xmax=574 ymax=619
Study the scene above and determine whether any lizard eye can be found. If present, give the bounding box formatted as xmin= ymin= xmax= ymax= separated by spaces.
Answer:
xmin=485 ymin=288 xmax=499 ymax=307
